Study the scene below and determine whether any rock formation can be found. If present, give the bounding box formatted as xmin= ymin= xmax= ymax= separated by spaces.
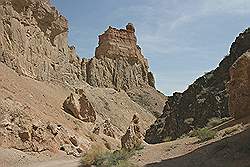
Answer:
xmin=93 ymin=120 xmax=116 ymax=138
xmin=145 ymin=28 xmax=250 ymax=143
xmin=228 ymin=52 xmax=250 ymax=119
xmin=85 ymin=23 xmax=167 ymax=116
xmin=0 ymin=0 xmax=84 ymax=85
xmin=0 ymin=0 xmax=164 ymax=155
xmin=0 ymin=0 xmax=166 ymax=117
xmin=87 ymin=23 xmax=151 ymax=90
xmin=121 ymin=114 xmax=143 ymax=150
xmin=0 ymin=63 xmax=155 ymax=155
xmin=63 ymin=93 xmax=96 ymax=123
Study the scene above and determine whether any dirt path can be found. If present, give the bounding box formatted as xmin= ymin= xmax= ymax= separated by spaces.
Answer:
xmin=0 ymin=148 xmax=81 ymax=167
xmin=25 ymin=159 xmax=81 ymax=167
xmin=131 ymin=123 xmax=250 ymax=167
xmin=131 ymin=137 xmax=202 ymax=166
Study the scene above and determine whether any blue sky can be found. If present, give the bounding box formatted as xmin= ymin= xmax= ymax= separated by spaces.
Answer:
xmin=52 ymin=0 xmax=250 ymax=95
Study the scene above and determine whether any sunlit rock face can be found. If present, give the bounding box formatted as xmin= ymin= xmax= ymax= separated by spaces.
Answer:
xmin=86 ymin=23 xmax=153 ymax=91
xmin=0 ymin=0 xmax=85 ymax=86
xmin=145 ymin=28 xmax=250 ymax=144
xmin=228 ymin=52 xmax=250 ymax=119
xmin=85 ymin=23 xmax=167 ymax=117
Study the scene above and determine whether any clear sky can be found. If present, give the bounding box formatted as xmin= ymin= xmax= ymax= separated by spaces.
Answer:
xmin=52 ymin=0 xmax=250 ymax=95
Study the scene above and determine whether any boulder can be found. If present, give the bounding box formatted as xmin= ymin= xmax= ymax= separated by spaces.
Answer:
xmin=47 ymin=123 xmax=59 ymax=136
xmin=18 ymin=130 xmax=30 ymax=142
xmin=63 ymin=93 xmax=96 ymax=122
xmin=60 ymin=144 xmax=80 ymax=157
xmin=228 ymin=52 xmax=250 ymax=119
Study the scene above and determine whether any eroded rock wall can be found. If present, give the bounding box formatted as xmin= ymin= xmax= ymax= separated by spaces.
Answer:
xmin=0 ymin=0 xmax=83 ymax=86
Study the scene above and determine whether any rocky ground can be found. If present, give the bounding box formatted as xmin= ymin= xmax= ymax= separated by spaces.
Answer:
xmin=1 ymin=117 xmax=249 ymax=167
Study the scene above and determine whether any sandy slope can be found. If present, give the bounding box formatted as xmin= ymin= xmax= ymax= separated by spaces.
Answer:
xmin=0 ymin=62 xmax=156 ymax=155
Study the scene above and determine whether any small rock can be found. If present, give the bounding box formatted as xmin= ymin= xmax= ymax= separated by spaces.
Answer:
xmin=76 ymin=147 xmax=83 ymax=153
xmin=60 ymin=144 xmax=79 ymax=157
xmin=19 ymin=130 xmax=30 ymax=142
xmin=70 ymin=136 xmax=78 ymax=147
xmin=47 ymin=123 xmax=59 ymax=135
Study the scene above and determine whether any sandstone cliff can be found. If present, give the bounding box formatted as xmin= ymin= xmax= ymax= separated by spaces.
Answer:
xmin=87 ymin=24 xmax=150 ymax=90
xmin=0 ymin=0 xmax=84 ymax=86
xmin=145 ymin=28 xmax=250 ymax=143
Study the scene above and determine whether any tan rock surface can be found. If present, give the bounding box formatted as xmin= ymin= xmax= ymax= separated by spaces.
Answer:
xmin=63 ymin=93 xmax=96 ymax=123
xmin=86 ymin=24 xmax=166 ymax=116
xmin=0 ymin=0 xmax=84 ymax=86
xmin=0 ymin=0 xmax=160 ymax=157
xmin=0 ymin=0 xmax=166 ymax=119
xmin=87 ymin=24 xmax=151 ymax=90
xmin=0 ymin=63 xmax=155 ymax=154
xmin=228 ymin=52 xmax=250 ymax=119
xmin=93 ymin=120 xmax=116 ymax=138
xmin=121 ymin=114 xmax=143 ymax=150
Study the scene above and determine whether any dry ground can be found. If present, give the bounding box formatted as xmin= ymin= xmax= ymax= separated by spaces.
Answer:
xmin=1 ymin=121 xmax=249 ymax=167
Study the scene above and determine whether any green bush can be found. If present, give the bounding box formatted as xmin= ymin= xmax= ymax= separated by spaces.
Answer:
xmin=189 ymin=128 xmax=216 ymax=142
xmin=81 ymin=145 xmax=105 ymax=166
xmin=81 ymin=147 xmax=137 ymax=167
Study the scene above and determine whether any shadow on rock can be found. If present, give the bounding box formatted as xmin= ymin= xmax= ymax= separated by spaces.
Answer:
xmin=145 ymin=128 xmax=250 ymax=167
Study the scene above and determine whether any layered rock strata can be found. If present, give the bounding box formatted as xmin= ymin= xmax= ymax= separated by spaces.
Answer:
xmin=0 ymin=0 xmax=166 ymax=117
xmin=87 ymin=24 xmax=152 ymax=90
xmin=86 ymin=24 xmax=167 ymax=116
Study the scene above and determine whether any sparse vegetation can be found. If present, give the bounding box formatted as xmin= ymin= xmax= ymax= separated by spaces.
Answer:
xmin=207 ymin=117 xmax=223 ymax=128
xmin=207 ymin=117 xmax=232 ymax=128
xmin=81 ymin=145 xmax=142 ymax=167
xmin=184 ymin=117 xmax=194 ymax=126
xmin=162 ymin=136 xmax=172 ymax=142
xmin=189 ymin=127 xmax=216 ymax=142
xmin=81 ymin=145 xmax=105 ymax=166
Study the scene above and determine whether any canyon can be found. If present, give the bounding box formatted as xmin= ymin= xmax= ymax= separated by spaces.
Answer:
xmin=0 ymin=0 xmax=249 ymax=167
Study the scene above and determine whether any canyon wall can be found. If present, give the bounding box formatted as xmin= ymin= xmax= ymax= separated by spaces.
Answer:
xmin=145 ymin=28 xmax=250 ymax=143
xmin=0 ymin=0 xmax=84 ymax=86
